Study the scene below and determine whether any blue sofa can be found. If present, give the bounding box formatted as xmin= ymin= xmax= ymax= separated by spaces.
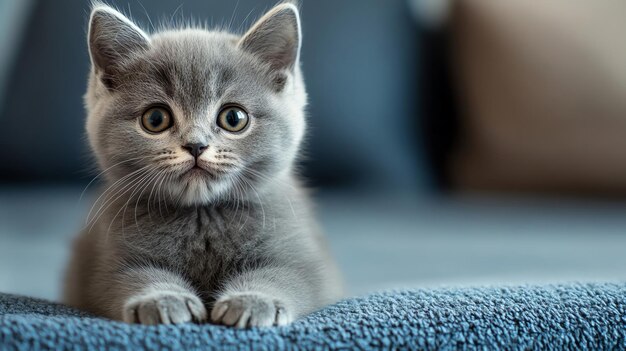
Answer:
xmin=2 ymin=283 xmax=625 ymax=350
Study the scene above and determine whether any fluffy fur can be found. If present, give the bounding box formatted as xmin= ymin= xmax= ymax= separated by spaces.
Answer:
xmin=64 ymin=2 xmax=342 ymax=328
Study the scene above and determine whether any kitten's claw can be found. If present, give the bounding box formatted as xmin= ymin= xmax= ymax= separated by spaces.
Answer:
xmin=211 ymin=292 xmax=291 ymax=328
xmin=123 ymin=291 xmax=207 ymax=325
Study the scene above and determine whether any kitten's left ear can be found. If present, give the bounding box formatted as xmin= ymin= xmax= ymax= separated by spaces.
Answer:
xmin=88 ymin=4 xmax=151 ymax=88
xmin=238 ymin=3 xmax=301 ymax=73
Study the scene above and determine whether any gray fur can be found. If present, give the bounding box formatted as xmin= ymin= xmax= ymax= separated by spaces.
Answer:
xmin=64 ymin=2 xmax=342 ymax=327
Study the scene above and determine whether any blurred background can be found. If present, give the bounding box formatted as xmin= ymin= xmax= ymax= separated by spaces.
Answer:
xmin=1 ymin=0 xmax=626 ymax=301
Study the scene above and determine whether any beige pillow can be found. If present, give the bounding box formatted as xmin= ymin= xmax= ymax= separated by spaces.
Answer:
xmin=450 ymin=0 xmax=626 ymax=194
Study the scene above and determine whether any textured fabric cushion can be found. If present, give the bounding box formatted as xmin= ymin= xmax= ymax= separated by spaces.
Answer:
xmin=450 ymin=0 xmax=626 ymax=194
xmin=1 ymin=283 xmax=625 ymax=350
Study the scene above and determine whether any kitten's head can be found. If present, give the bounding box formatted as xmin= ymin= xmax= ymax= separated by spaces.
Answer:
xmin=85 ymin=2 xmax=306 ymax=206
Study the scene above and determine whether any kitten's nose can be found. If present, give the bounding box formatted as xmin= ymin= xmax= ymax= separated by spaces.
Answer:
xmin=182 ymin=143 xmax=208 ymax=158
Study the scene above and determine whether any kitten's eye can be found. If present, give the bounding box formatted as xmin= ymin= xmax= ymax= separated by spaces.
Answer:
xmin=141 ymin=107 xmax=172 ymax=133
xmin=217 ymin=106 xmax=249 ymax=133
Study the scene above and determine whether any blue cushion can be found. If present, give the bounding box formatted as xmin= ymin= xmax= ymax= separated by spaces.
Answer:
xmin=1 ymin=283 xmax=625 ymax=350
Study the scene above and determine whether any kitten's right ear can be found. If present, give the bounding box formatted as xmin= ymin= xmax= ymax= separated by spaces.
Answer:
xmin=238 ymin=3 xmax=301 ymax=73
xmin=88 ymin=4 xmax=150 ymax=88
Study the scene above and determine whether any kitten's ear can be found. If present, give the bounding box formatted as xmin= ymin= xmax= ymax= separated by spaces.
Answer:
xmin=238 ymin=3 xmax=301 ymax=73
xmin=88 ymin=4 xmax=150 ymax=87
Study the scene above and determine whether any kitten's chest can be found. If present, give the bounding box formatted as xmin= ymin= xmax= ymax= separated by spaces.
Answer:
xmin=121 ymin=205 xmax=267 ymax=283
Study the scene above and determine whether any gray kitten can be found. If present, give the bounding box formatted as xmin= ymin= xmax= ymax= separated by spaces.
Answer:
xmin=64 ymin=2 xmax=342 ymax=328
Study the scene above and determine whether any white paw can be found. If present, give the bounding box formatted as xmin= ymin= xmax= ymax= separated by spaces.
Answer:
xmin=211 ymin=292 xmax=292 ymax=328
xmin=123 ymin=291 xmax=207 ymax=325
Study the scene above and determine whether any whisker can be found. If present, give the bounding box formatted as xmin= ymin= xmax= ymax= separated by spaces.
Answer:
xmin=146 ymin=168 xmax=166 ymax=220
xmin=132 ymin=167 xmax=163 ymax=232
xmin=87 ymin=166 xmax=154 ymax=233
xmin=83 ymin=160 xmax=152 ymax=223
xmin=240 ymin=175 xmax=266 ymax=230
xmin=78 ymin=155 xmax=150 ymax=206
xmin=156 ymin=171 xmax=171 ymax=216
xmin=231 ymin=174 xmax=251 ymax=231
xmin=109 ymin=166 xmax=158 ymax=239
xmin=230 ymin=174 xmax=245 ymax=227
xmin=85 ymin=164 xmax=152 ymax=227
xmin=242 ymin=167 xmax=296 ymax=218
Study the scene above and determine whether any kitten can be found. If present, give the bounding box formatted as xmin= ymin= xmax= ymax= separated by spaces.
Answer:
xmin=63 ymin=2 xmax=342 ymax=328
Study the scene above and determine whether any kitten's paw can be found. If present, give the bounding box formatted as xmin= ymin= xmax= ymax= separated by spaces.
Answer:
xmin=211 ymin=292 xmax=292 ymax=328
xmin=123 ymin=291 xmax=207 ymax=325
